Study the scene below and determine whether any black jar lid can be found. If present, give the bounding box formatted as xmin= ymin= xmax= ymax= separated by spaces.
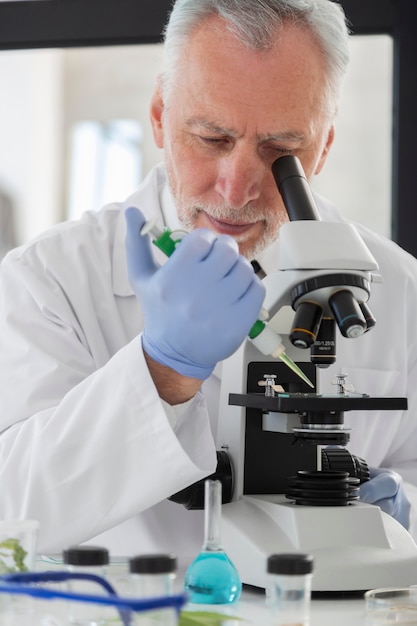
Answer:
xmin=267 ymin=553 xmax=314 ymax=575
xmin=63 ymin=545 xmax=109 ymax=566
xmin=129 ymin=553 xmax=177 ymax=575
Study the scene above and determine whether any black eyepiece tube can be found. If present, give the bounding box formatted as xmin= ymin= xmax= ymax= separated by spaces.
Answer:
xmin=272 ymin=155 xmax=322 ymax=221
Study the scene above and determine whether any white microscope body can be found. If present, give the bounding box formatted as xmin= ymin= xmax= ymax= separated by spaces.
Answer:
xmin=216 ymin=156 xmax=417 ymax=591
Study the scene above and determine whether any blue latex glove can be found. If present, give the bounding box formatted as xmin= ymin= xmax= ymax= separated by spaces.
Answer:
xmin=359 ymin=466 xmax=411 ymax=529
xmin=125 ymin=207 xmax=266 ymax=380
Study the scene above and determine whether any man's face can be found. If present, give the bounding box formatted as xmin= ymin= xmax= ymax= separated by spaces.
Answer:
xmin=151 ymin=17 xmax=335 ymax=259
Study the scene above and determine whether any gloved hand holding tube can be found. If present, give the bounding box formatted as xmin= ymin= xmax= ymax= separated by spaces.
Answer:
xmin=125 ymin=206 xmax=266 ymax=380
xmin=360 ymin=466 xmax=411 ymax=529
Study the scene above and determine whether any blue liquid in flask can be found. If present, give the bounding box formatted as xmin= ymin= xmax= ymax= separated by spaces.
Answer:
xmin=184 ymin=479 xmax=242 ymax=604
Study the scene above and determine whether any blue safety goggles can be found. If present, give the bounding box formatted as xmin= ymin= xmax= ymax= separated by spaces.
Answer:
xmin=0 ymin=570 xmax=187 ymax=626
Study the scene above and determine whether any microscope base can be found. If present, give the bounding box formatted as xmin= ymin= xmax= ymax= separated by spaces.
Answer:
xmin=221 ymin=495 xmax=417 ymax=591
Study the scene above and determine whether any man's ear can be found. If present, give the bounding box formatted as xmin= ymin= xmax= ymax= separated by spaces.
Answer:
xmin=150 ymin=78 xmax=165 ymax=149
xmin=314 ymin=124 xmax=335 ymax=175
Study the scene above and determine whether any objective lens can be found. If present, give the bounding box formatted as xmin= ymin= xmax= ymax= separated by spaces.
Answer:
xmin=311 ymin=317 xmax=336 ymax=367
xmin=329 ymin=290 xmax=366 ymax=338
xmin=290 ymin=301 xmax=323 ymax=348
xmin=359 ymin=301 xmax=376 ymax=332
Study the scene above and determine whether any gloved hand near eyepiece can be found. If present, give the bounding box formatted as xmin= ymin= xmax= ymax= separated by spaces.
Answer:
xmin=125 ymin=206 xmax=265 ymax=380
xmin=359 ymin=466 xmax=411 ymax=529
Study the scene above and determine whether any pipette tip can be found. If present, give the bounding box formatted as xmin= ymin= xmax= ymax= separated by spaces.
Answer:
xmin=279 ymin=352 xmax=315 ymax=389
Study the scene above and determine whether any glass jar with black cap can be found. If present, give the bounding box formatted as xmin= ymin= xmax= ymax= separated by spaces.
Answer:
xmin=128 ymin=553 xmax=177 ymax=598
xmin=266 ymin=553 xmax=314 ymax=626
xmin=63 ymin=544 xmax=110 ymax=626
xmin=129 ymin=554 xmax=177 ymax=626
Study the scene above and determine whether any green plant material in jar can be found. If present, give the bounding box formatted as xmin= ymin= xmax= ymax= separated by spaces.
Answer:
xmin=0 ymin=537 xmax=28 ymax=573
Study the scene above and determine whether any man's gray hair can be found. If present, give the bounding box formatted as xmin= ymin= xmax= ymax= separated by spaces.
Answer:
xmin=161 ymin=0 xmax=350 ymax=115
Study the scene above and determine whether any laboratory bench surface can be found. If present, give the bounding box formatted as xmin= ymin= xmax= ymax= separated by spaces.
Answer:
xmin=205 ymin=586 xmax=367 ymax=625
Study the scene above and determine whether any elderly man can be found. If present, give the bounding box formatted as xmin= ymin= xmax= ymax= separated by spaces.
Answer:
xmin=0 ymin=0 xmax=416 ymax=570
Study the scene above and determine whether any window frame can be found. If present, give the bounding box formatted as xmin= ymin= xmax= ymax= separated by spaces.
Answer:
xmin=340 ymin=0 xmax=417 ymax=257
xmin=0 ymin=0 xmax=415 ymax=256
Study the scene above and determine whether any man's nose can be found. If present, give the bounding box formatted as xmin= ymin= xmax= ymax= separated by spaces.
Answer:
xmin=214 ymin=147 xmax=264 ymax=209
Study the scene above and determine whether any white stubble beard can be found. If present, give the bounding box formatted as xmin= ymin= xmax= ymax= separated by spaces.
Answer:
xmin=168 ymin=184 xmax=288 ymax=260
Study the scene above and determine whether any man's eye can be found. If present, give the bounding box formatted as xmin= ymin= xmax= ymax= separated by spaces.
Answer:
xmin=200 ymin=135 xmax=231 ymax=150
xmin=200 ymin=136 xmax=228 ymax=146
xmin=260 ymin=147 xmax=295 ymax=162
xmin=268 ymin=146 xmax=294 ymax=156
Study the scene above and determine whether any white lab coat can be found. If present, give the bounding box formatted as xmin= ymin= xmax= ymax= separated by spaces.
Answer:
xmin=1 ymin=163 xmax=417 ymax=568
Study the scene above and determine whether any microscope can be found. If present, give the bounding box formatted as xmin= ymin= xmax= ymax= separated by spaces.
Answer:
xmin=216 ymin=155 xmax=417 ymax=591
xmin=170 ymin=155 xmax=417 ymax=591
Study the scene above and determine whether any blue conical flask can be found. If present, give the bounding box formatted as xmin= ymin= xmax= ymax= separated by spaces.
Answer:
xmin=184 ymin=479 xmax=242 ymax=604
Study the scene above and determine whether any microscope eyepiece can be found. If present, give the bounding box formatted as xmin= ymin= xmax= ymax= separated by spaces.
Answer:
xmin=272 ymin=155 xmax=321 ymax=221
